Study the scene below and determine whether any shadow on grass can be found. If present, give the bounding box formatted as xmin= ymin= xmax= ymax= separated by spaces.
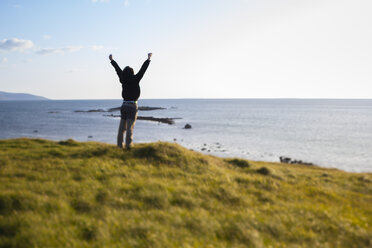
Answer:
xmin=0 ymin=193 xmax=37 ymax=215
xmin=133 ymin=146 xmax=161 ymax=160
xmin=70 ymin=199 xmax=93 ymax=213
xmin=58 ymin=139 xmax=79 ymax=147
xmin=225 ymin=158 xmax=250 ymax=168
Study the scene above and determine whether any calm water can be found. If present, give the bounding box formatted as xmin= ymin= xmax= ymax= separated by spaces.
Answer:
xmin=0 ymin=99 xmax=371 ymax=172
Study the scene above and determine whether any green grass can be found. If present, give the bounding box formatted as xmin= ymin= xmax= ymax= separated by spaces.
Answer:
xmin=0 ymin=138 xmax=371 ymax=248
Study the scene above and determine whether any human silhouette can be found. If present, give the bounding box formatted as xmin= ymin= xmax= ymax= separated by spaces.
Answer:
xmin=109 ymin=53 xmax=152 ymax=149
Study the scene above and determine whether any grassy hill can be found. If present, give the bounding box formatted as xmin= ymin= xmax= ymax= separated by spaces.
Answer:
xmin=0 ymin=138 xmax=371 ymax=247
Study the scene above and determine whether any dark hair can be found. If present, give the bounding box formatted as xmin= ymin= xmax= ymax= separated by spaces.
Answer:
xmin=123 ymin=66 xmax=134 ymax=79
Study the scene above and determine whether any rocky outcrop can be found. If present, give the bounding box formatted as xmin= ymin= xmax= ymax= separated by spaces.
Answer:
xmin=76 ymin=106 xmax=179 ymax=125
xmin=108 ymin=106 xmax=166 ymax=112
xmin=76 ymin=106 xmax=167 ymax=113
xmin=183 ymin=124 xmax=192 ymax=129
xmin=74 ymin=109 xmax=106 ymax=113
xmin=103 ymin=114 xmax=180 ymax=125
xmin=138 ymin=116 xmax=177 ymax=125
xmin=280 ymin=156 xmax=313 ymax=166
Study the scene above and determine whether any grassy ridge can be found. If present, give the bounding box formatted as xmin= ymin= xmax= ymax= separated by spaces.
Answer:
xmin=0 ymin=138 xmax=371 ymax=248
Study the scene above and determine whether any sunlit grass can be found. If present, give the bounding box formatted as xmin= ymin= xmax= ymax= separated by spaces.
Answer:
xmin=0 ymin=138 xmax=371 ymax=247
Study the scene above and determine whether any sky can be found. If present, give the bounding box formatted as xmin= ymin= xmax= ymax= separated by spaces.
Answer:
xmin=0 ymin=0 xmax=371 ymax=99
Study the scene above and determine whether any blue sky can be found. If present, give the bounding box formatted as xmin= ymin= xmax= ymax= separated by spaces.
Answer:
xmin=1 ymin=0 xmax=371 ymax=99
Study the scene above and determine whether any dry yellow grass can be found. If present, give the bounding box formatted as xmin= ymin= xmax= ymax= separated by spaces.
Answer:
xmin=0 ymin=138 xmax=371 ymax=247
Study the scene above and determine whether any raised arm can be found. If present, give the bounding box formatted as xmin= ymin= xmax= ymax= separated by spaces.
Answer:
xmin=136 ymin=53 xmax=152 ymax=81
xmin=109 ymin=54 xmax=122 ymax=79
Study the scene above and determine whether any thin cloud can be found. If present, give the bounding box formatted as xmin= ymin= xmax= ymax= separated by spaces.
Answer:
xmin=36 ymin=46 xmax=83 ymax=55
xmin=90 ymin=0 xmax=128 ymax=6
xmin=66 ymin=69 xmax=84 ymax=73
xmin=0 ymin=38 xmax=34 ymax=52
xmin=23 ymin=58 xmax=33 ymax=63
xmin=1 ymin=57 xmax=8 ymax=63
xmin=91 ymin=45 xmax=104 ymax=51
xmin=91 ymin=0 xmax=110 ymax=3
xmin=43 ymin=34 xmax=51 ymax=40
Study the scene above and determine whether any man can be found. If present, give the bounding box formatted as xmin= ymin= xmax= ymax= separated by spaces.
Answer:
xmin=109 ymin=53 xmax=152 ymax=149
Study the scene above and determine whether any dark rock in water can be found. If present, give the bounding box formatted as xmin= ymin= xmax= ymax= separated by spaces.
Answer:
xmin=91 ymin=109 xmax=105 ymax=112
xmin=75 ymin=109 xmax=105 ymax=113
xmin=138 ymin=116 xmax=176 ymax=125
xmin=107 ymin=106 xmax=166 ymax=112
xmin=48 ymin=111 xmax=59 ymax=114
xmin=33 ymin=130 xmax=38 ymax=133
xmin=77 ymin=106 xmax=166 ymax=114
xmin=280 ymin=156 xmax=313 ymax=166
xmin=280 ymin=156 xmax=292 ymax=163
xmin=139 ymin=106 xmax=166 ymax=111
xmin=104 ymin=114 xmax=121 ymax=118
xmin=88 ymin=136 xmax=93 ymax=138
xmin=107 ymin=107 xmax=120 ymax=112
xmin=183 ymin=124 xmax=192 ymax=129
xmin=294 ymin=160 xmax=313 ymax=166
xmin=201 ymin=148 xmax=207 ymax=151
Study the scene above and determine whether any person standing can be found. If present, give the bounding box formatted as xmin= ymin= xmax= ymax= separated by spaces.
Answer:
xmin=109 ymin=53 xmax=152 ymax=149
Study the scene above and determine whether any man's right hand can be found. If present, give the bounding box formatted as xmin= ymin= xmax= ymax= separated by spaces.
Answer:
xmin=148 ymin=53 xmax=152 ymax=60
xmin=109 ymin=54 xmax=113 ymax=61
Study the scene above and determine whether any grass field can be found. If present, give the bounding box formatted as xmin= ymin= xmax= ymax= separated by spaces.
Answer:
xmin=0 ymin=138 xmax=371 ymax=247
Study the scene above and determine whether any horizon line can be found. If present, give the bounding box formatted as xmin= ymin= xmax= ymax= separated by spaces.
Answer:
xmin=2 ymin=97 xmax=372 ymax=101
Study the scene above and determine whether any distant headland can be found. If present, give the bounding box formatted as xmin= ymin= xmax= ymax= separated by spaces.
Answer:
xmin=0 ymin=91 xmax=49 ymax=101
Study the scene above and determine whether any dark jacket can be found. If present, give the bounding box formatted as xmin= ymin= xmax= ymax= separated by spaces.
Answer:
xmin=111 ymin=59 xmax=150 ymax=101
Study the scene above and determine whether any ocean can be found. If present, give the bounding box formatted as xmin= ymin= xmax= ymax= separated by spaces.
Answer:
xmin=0 ymin=99 xmax=371 ymax=172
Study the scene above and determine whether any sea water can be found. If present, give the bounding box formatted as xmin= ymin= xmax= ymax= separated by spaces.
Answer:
xmin=0 ymin=99 xmax=371 ymax=172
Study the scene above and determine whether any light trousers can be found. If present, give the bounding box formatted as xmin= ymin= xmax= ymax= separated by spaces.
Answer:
xmin=117 ymin=102 xmax=138 ymax=148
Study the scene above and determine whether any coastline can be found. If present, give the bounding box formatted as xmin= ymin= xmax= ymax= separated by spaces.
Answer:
xmin=1 ymin=99 xmax=371 ymax=172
